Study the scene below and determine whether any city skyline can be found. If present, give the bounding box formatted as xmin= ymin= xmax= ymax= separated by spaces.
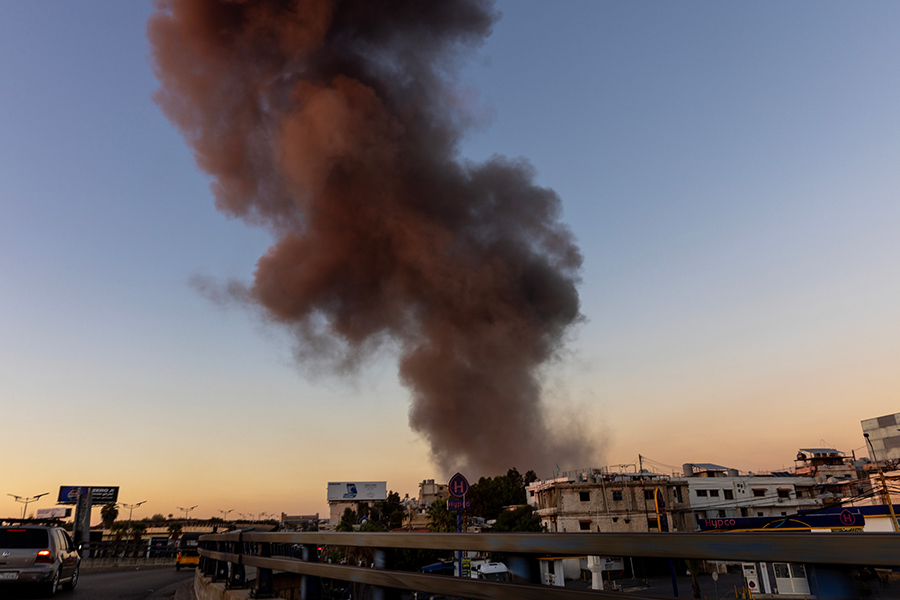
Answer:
xmin=2 ymin=1 xmax=899 ymax=520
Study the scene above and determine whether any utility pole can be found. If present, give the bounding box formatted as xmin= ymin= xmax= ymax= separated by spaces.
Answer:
xmin=864 ymin=433 xmax=899 ymax=532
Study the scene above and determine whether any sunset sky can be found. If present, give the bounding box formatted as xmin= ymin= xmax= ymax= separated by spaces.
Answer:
xmin=2 ymin=1 xmax=898 ymax=522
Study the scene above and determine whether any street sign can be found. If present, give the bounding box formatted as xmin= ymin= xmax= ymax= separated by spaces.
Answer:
xmin=447 ymin=498 xmax=471 ymax=511
xmin=448 ymin=473 xmax=469 ymax=498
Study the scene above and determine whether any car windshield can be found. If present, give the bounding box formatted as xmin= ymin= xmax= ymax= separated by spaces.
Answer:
xmin=0 ymin=528 xmax=49 ymax=549
xmin=482 ymin=572 xmax=510 ymax=582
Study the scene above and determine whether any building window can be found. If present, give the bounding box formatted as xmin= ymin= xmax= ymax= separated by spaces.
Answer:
xmin=757 ymin=512 xmax=764 ymax=517
xmin=696 ymin=489 xmax=708 ymax=497
xmin=717 ymin=510 xmax=726 ymax=518
xmin=709 ymin=489 xmax=720 ymax=497
xmin=752 ymin=489 xmax=767 ymax=497
xmin=644 ymin=490 xmax=655 ymax=500
xmin=724 ymin=490 xmax=734 ymax=500
xmin=675 ymin=487 xmax=683 ymax=503
xmin=579 ymin=491 xmax=590 ymax=502
xmin=579 ymin=520 xmax=591 ymax=531
xmin=777 ymin=489 xmax=791 ymax=499
xmin=612 ymin=491 xmax=623 ymax=501
xmin=648 ymin=518 xmax=659 ymax=530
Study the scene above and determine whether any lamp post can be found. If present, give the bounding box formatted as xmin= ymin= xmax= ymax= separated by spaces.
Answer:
xmin=121 ymin=501 xmax=147 ymax=526
xmin=218 ymin=509 xmax=233 ymax=521
xmin=864 ymin=433 xmax=899 ymax=532
xmin=7 ymin=492 xmax=49 ymax=519
xmin=177 ymin=505 xmax=198 ymax=520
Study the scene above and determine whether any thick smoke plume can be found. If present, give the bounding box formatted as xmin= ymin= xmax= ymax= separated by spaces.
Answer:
xmin=150 ymin=0 xmax=596 ymax=476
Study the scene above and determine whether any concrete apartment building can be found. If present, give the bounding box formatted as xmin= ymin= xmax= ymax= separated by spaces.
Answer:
xmin=527 ymin=468 xmax=678 ymax=533
xmin=671 ymin=463 xmax=820 ymax=531
xmin=418 ymin=479 xmax=449 ymax=509
xmin=527 ymin=463 xmax=823 ymax=533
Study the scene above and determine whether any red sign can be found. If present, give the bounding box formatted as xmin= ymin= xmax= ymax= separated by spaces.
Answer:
xmin=448 ymin=473 xmax=469 ymax=498
xmin=839 ymin=510 xmax=856 ymax=526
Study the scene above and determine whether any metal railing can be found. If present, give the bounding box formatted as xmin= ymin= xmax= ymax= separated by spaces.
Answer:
xmin=198 ymin=530 xmax=900 ymax=599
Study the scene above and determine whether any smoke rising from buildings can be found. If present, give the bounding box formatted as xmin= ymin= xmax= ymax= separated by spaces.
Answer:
xmin=149 ymin=0 xmax=597 ymax=476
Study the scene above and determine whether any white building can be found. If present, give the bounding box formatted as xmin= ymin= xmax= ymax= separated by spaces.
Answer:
xmin=672 ymin=463 xmax=820 ymax=530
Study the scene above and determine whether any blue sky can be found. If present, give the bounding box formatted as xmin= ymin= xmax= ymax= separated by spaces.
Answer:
xmin=2 ymin=1 xmax=899 ymax=519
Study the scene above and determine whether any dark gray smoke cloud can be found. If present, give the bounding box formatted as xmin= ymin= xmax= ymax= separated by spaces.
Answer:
xmin=149 ymin=0 xmax=597 ymax=476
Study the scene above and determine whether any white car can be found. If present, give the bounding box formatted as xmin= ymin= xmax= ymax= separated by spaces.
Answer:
xmin=0 ymin=524 xmax=80 ymax=595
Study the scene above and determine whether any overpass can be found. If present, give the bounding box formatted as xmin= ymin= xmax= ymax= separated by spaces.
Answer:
xmin=196 ymin=529 xmax=900 ymax=599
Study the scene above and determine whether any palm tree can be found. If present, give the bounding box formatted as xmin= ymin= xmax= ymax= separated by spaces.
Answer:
xmin=130 ymin=521 xmax=148 ymax=557
xmin=426 ymin=502 xmax=456 ymax=532
xmin=100 ymin=503 xmax=119 ymax=529
xmin=167 ymin=522 xmax=183 ymax=544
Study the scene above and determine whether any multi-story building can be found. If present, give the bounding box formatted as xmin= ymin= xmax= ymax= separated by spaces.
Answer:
xmin=418 ymin=479 xmax=449 ymax=509
xmin=793 ymin=448 xmax=871 ymax=505
xmin=671 ymin=463 xmax=821 ymax=531
xmin=527 ymin=468 xmax=678 ymax=533
xmin=861 ymin=412 xmax=900 ymax=463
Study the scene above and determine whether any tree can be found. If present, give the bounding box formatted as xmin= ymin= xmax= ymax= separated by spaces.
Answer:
xmin=150 ymin=513 xmax=167 ymax=523
xmin=100 ymin=503 xmax=119 ymax=529
xmin=490 ymin=505 xmax=543 ymax=532
xmin=468 ymin=468 xmax=532 ymax=521
xmin=168 ymin=522 xmax=183 ymax=543
xmin=426 ymin=501 xmax=456 ymax=532
xmin=335 ymin=508 xmax=356 ymax=532
xmin=130 ymin=522 xmax=148 ymax=557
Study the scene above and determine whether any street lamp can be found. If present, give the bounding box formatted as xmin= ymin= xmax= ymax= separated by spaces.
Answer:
xmin=7 ymin=492 xmax=49 ymax=519
xmin=218 ymin=509 xmax=233 ymax=521
xmin=177 ymin=505 xmax=198 ymax=520
xmin=864 ymin=433 xmax=899 ymax=532
xmin=120 ymin=501 xmax=147 ymax=525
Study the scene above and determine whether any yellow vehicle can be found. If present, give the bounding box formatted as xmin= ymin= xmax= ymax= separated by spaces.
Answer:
xmin=175 ymin=533 xmax=201 ymax=571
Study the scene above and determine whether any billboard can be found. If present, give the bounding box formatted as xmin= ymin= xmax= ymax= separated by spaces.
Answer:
xmin=698 ymin=510 xmax=864 ymax=532
xmin=36 ymin=508 xmax=72 ymax=518
xmin=57 ymin=486 xmax=119 ymax=505
xmin=327 ymin=482 xmax=387 ymax=502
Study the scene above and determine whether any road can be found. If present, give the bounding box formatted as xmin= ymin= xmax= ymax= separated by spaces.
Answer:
xmin=1 ymin=567 xmax=194 ymax=600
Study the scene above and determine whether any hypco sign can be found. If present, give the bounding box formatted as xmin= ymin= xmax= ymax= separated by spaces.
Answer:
xmin=57 ymin=486 xmax=119 ymax=505
xmin=448 ymin=473 xmax=469 ymax=498
xmin=447 ymin=498 xmax=471 ymax=511
xmin=327 ymin=482 xmax=387 ymax=502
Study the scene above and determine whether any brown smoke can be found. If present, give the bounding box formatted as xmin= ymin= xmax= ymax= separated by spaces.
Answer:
xmin=149 ymin=0 xmax=596 ymax=476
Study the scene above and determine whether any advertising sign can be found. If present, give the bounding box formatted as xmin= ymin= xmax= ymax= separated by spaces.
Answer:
xmin=36 ymin=508 xmax=71 ymax=518
xmin=447 ymin=498 xmax=471 ymax=511
xmin=698 ymin=511 xmax=864 ymax=532
xmin=57 ymin=486 xmax=119 ymax=505
xmin=327 ymin=482 xmax=387 ymax=502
